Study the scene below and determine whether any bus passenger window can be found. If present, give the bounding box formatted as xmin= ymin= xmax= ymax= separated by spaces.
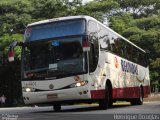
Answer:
xmin=138 ymin=51 xmax=146 ymax=67
xmin=114 ymin=39 xmax=120 ymax=55
xmin=118 ymin=39 xmax=125 ymax=57
xmin=110 ymin=37 xmax=115 ymax=53
xmin=109 ymin=37 xmax=120 ymax=55
xmin=127 ymin=45 xmax=133 ymax=61
xmin=132 ymin=47 xmax=138 ymax=63
xmin=98 ymin=24 xmax=109 ymax=51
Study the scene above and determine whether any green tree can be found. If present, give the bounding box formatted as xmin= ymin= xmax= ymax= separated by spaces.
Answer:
xmin=113 ymin=0 xmax=160 ymax=18
xmin=82 ymin=0 xmax=119 ymax=21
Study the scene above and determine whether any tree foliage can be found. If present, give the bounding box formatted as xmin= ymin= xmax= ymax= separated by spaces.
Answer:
xmin=108 ymin=0 xmax=160 ymax=90
xmin=113 ymin=0 xmax=160 ymax=18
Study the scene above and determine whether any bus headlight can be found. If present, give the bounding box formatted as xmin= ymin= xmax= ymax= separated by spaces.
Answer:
xmin=23 ymin=87 xmax=36 ymax=92
xmin=70 ymin=81 xmax=88 ymax=88
xmin=26 ymin=88 xmax=31 ymax=92
xmin=76 ymin=82 xmax=81 ymax=87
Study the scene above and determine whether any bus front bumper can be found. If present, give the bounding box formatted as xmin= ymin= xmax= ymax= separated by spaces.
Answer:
xmin=22 ymin=87 xmax=91 ymax=104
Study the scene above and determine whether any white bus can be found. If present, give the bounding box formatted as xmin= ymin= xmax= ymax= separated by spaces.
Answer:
xmin=8 ymin=16 xmax=150 ymax=111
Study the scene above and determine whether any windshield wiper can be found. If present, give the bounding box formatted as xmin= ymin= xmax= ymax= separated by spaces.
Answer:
xmin=25 ymin=67 xmax=49 ymax=73
xmin=48 ymin=69 xmax=76 ymax=74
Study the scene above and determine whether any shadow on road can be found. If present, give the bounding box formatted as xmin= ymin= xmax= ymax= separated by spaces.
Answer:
xmin=32 ymin=104 xmax=131 ymax=113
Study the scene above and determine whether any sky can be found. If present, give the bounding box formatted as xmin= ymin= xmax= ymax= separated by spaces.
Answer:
xmin=83 ymin=0 xmax=93 ymax=4
xmin=69 ymin=0 xmax=93 ymax=4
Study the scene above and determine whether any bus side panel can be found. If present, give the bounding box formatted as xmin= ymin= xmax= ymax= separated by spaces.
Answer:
xmin=112 ymin=86 xmax=150 ymax=99
xmin=112 ymin=87 xmax=139 ymax=98
xmin=108 ymin=52 xmax=150 ymax=99
xmin=143 ymin=67 xmax=151 ymax=98
xmin=143 ymin=86 xmax=151 ymax=98
xmin=107 ymin=52 xmax=127 ymax=99
xmin=90 ymin=90 xmax=105 ymax=99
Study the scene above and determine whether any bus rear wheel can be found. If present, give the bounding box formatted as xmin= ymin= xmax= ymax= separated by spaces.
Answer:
xmin=131 ymin=87 xmax=143 ymax=105
xmin=53 ymin=104 xmax=61 ymax=111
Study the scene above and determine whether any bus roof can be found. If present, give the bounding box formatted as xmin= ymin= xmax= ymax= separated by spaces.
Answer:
xmin=27 ymin=15 xmax=146 ymax=53
xmin=27 ymin=15 xmax=90 ymax=27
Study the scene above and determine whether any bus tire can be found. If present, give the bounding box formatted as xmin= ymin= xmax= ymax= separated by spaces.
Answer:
xmin=53 ymin=104 xmax=61 ymax=111
xmin=99 ymin=85 xmax=110 ymax=110
xmin=131 ymin=87 xmax=143 ymax=105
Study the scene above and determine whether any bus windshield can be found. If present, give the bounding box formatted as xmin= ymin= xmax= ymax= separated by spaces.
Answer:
xmin=23 ymin=37 xmax=86 ymax=80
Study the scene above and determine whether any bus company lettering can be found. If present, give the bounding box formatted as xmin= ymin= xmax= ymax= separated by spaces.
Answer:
xmin=121 ymin=60 xmax=138 ymax=75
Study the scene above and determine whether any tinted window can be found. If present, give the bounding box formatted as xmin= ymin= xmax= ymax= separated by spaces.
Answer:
xmin=99 ymin=24 xmax=109 ymax=50
xmin=137 ymin=50 xmax=147 ymax=67
xmin=125 ymin=43 xmax=133 ymax=61
xmin=132 ymin=46 xmax=138 ymax=63
xmin=104 ymin=34 xmax=147 ymax=67
xmin=25 ymin=19 xmax=85 ymax=42
xmin=109 ymin=37 xmax=125 ymax=57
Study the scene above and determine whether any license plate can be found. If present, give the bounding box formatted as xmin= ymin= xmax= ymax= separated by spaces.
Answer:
xmin=47 ymin=94 xmax=58 ymax=99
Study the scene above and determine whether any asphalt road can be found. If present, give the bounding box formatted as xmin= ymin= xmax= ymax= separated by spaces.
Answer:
xmin=0 ymin=101 xmax=160 ymax=120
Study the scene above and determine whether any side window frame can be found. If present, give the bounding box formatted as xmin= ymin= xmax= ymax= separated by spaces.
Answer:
xmin=88 ymin=20 xmax=99 ymax=72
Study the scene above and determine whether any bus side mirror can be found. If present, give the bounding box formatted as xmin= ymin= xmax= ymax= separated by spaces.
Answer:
xmin=82 ymin=36 xmax=90 ymax=51
xmin=8 ymin=41 xmax=23 ymax=62
xmin=8 ymin=47 xmax=15 ymax=62
xmin=8 ymin=41 xmax=18 ymax=62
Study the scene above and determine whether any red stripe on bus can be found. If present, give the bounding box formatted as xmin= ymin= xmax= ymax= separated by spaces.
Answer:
xmin=90 ymin=89 xmax=105 ymax=99
xmin=112 ymin=86 xmax=150 ymax=98
xmin=90 ymin=86 xmax=150 ymax=99
xmin=143 ymin=86 xmax=151 ymax=97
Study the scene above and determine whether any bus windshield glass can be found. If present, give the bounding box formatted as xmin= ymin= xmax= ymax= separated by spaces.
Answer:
xmin=24 ymin=19 xmax=85 ymax=42
xmin=23 ymin=37 xmax=86 ymax=79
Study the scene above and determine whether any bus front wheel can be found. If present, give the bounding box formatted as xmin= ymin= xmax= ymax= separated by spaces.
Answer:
xmin=53 ymin=104 xmax=61 ymax=111
xmin=99 ymin=85 xmax=110 ymax=110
